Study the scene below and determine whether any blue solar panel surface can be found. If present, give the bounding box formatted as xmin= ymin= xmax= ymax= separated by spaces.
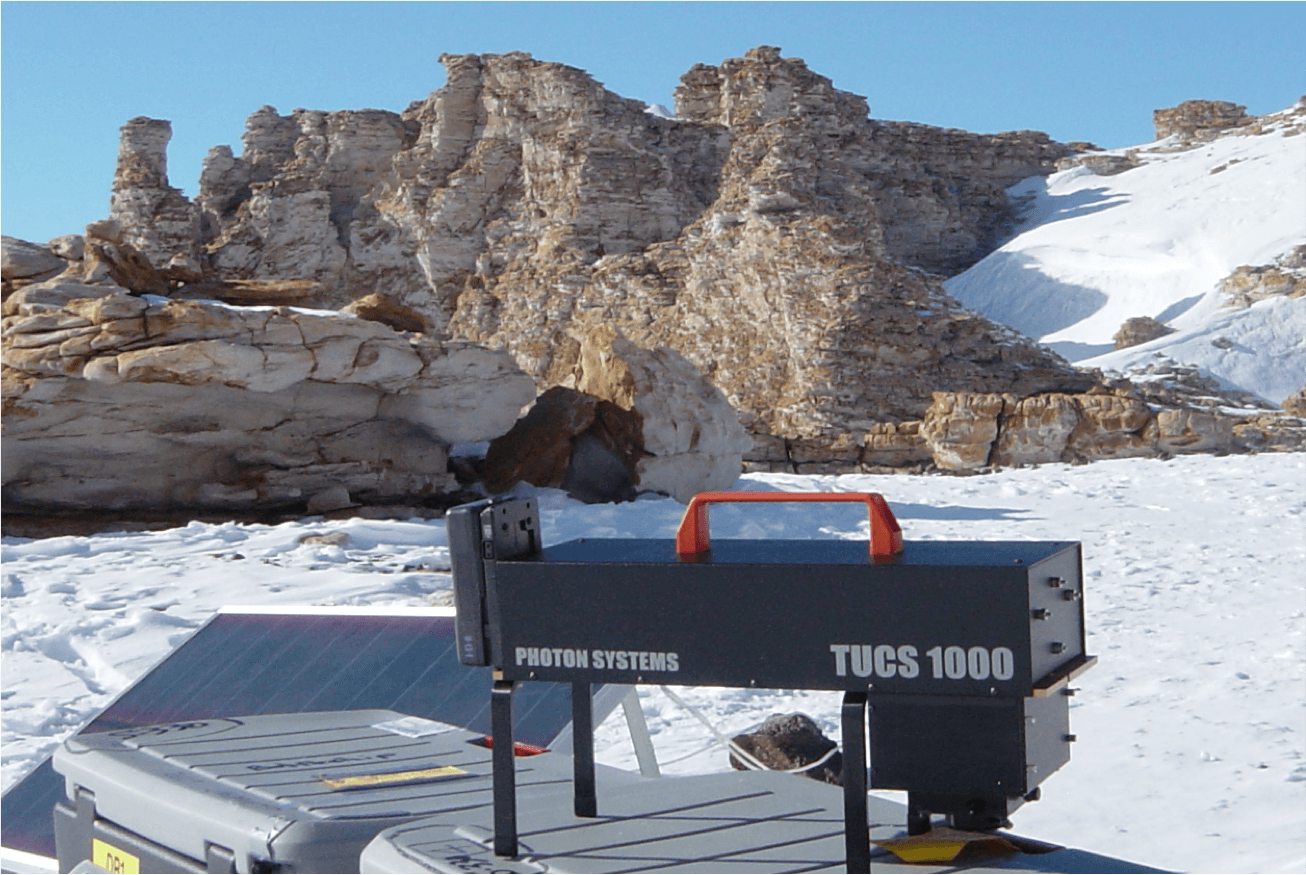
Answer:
xmin=1 ymin=610 xmax=582 ymax=858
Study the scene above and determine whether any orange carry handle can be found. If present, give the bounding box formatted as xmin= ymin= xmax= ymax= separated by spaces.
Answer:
xmin=675 ymin=492 xmax=903 ymax=560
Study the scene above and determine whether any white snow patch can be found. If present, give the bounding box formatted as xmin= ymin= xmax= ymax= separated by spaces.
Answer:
xmin=947 ymin=109 xmax=1306 ymax=404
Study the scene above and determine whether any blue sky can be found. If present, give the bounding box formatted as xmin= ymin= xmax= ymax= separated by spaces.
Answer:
xmin=3 ymin=2 xmax=1303 ymax=244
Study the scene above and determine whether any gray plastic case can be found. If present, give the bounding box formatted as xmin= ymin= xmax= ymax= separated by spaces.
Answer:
xmin=52 ymin=710 xmax=577 ymax=873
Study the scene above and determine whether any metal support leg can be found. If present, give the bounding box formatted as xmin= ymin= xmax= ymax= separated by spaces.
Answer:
xmin=907 ymin=793 xmax=932 ymax=836
xmin=572 ymin=681 xmax=597 ymax=817
xmin=491 ymin=679 xmax=518 ymax=858
xmin=622 ymin=686 xmax=661 ymax=778
xmin=841 ymin=691 xmax=870 ymax=874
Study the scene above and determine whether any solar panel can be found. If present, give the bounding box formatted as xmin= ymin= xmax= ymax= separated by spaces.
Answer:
xmin=1 ymin=607 xmax=601 ymax=860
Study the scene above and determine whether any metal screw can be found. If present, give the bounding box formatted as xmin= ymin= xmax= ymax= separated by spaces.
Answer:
xmin=1063 ymin=589 xmax=1081 ymax=601
xmin=1050 ymin=642 xmax=1066 ymax=654
xmin=1048 ymin=577 xmax=1064 ymax=588
xmin=1031 ymin=608 xmax=1051 ymax=620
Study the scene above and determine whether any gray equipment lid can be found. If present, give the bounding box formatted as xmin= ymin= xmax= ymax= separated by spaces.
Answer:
xmin=360 ymin=770 xmax=1170 ymax=874
xmin=53 ymin=709 xmax=610 ymax=872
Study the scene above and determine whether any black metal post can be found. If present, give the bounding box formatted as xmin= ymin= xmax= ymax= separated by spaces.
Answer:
xmin=572 ymin=681 xmax=597 ymax=817
xmin=491 ymin=678 xmax=518 ymax=858
xmin=841 ymin=691 xmax=870 ymax=874
xmin=907 ymin=793 xmax=932 ymax=836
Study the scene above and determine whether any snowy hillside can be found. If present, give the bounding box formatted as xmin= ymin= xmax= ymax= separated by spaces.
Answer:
xmin=946 ymin=102 xmax=1306 ymax=404
xmin=3 ymin=454 xmax=1304 ymax=873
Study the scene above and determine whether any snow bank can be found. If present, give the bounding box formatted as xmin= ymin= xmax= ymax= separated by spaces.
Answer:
xmin=946 ymin=108 xmax=1306 ymax=404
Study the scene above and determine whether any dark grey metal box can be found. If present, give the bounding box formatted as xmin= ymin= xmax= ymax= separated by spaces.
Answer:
xmin=485 ymin=538 xmax=1087 ymax=698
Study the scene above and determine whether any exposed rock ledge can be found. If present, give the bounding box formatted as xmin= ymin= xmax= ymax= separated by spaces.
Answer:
xmin=753 ymin=384 xmax=1305 ymax=476
xmin=2 ymin=282 xmax=536 ymax=514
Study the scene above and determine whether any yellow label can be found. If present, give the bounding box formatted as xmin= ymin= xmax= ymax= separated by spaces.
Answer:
xmin=92 ymin=838 xmax=140 ymax=874
xmin=321 ymin=764 xmax=466 ymax=790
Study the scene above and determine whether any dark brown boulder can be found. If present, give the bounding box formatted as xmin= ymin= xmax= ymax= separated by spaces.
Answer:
xmin=729 ymin=712 xmax=843 ymax=786
xmin=482 ymin=386 xmax=644 ymax=502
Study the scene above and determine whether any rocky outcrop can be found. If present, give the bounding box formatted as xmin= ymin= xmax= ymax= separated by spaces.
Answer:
xmin=102 ymin=47 xmax=1084 ymax=468
xmin=916 ymin=383 xmax=1305 ymax=472
xmin=1113 ymin=316 xmax=1174 ymax=350
xmin=1154 ymin=100 xmax=1254 ymax=142
xmin=1282 ymin=388 xmax=1306 ymax=417
xmin=480 ymin=327 xmax=749 ymax=502
xmin=1054 ymin=152 xmax=1142 ymax=176
xmin=2 ymin=237 xmax=67 ymax=290
xmin=110 ymin=118 xmax=203 ymax=273
xmin=919 ymin=393 xmax=1007 ymax=470
xmin=573 ymin=325 xmax=750 ymax=501
xmin=1124 ymin=355 xmax=1280 ymax=411
xmin=3 ymin=220 xmax=179 ymax=300
xmin=2 ymin=287 xmax=535 ymax=513
xmin=1219 ymin=245 xmax=1306 ymax=308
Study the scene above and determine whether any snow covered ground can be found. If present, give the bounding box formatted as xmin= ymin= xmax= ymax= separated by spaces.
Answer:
xmin=946 ymin=103 xmax=1306 ymax=404
xmin=3 ymin=453 xmax=1303 ymax=873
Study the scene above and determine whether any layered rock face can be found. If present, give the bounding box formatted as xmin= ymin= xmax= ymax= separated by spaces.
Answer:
xmin=1219 ymin=245 xmax=1306 ymax=309
xmin=917 ymin=379 xmax=1304 ymax=473
xmin=2 ymin=285 xmax=535 ymax=513
xmin=110 ymin=118 xmax=203 ymax=273
xmin=107 ymin=47 xmax=1089 ymax=470
xmin=1153 ymin=100 xmax=1254 ymax=142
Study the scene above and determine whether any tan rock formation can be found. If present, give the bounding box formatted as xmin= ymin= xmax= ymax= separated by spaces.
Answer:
xmin=1066 ymin=392 xmax=1157 ymax=460
xmin=1219 ymin=245 xmax=1306 ymax=309
xmin=343 ymin=293 xmax=432 ymax=334
xmin=1113 ymin=316 xmax=1175 ymax=350
xmin=993 ymin=394 xmax=1081 ymax=467
xmin=1234 ymin=409 xmax=1306 ymax=452
xmin=106 ymin=47 xmax=1086 ymax=466
xmin=80 ymin=221 xmax=172 ymax=296
xmin=914 ymin=385 xmax=1303 ymax=472
xmin=109 ymin=118 xmax=202 ymax=269
xmin=2 ymin=237 xmax=67 ymax=290
xmin=860 ymin=422 xmax=931 ymax=471
xmin=24 ymin=48 xmax=1302 ymax=489
xmin=2 ymin=292 xmax=535 ymax=513
xmin=920 ymin=393 xmax=1006 ymax=471
xmin=1154 ymin=100 xmax=1253 ymax=142
xmin=574 ymin=325 xmax=751 ymax=501
xmin=1054 ymin=152 xmax=1142 ymax=176
xmin=1155 ymin=408 xmax=1233 ymax=455
xmin=1281 ymin=387 xmax=1306 ymax=417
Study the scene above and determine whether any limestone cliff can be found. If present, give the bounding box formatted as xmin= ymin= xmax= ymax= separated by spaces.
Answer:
xmin=108 ymin=47 xmax=1089 ymax=469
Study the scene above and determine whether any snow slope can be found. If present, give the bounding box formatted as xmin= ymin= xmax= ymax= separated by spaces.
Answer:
xmin=945 ymin=103 xmax=1306 ymax=404
xmin=3 ymin=454 xmax=1304 ymax=873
